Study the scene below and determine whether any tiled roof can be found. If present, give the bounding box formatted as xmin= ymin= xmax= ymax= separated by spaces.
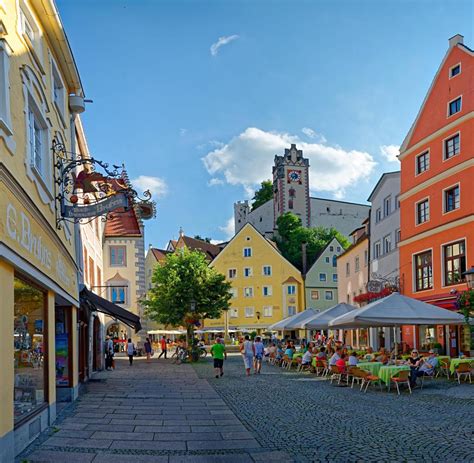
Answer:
xmin=151 ymin=248 xmax=170 ymax=262
xmin=179 ymin=236 xmax=221 ymax=260
xmin=104 ymin=207 xmax=142 ymax=237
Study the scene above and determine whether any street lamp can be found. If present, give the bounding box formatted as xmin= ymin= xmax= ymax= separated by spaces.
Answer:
xmin=463 ymin=267 xmax=474 ymax=289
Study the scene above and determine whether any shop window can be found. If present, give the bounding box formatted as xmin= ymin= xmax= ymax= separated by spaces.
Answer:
xmin=14 ymin=277 xmax=47 ymax=423
xmin=110 ymin=245 xmax=126 ymax=266
xmin=55 ymin=307 xmax=70 ymax=387
xmin=443 ymin=240 xmax=466 ymax=286
xmin=414 ymin=250 xmax=433 ymax=291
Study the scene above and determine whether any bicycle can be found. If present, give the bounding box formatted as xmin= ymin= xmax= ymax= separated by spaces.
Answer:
xmin=173 ymin=346 xmax=189 ymax=364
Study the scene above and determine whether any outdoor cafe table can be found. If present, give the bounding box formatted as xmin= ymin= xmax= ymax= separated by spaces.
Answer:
xmin=357 ymin=362 xmax=383 ymax=376
xmin=378 ymin=365 xmax=411 ymax=385
xmin=449 ymin=358 xmax=473 ymax=374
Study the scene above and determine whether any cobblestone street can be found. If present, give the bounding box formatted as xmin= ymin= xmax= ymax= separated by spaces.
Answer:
xmin=19 ymin=354 xmax=474 ymax=462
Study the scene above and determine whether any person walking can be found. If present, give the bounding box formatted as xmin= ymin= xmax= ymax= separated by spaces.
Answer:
xmin=144 ymin=337 xmax=152 ymax=363
xmin=127 ymin=338 xmax=135 ymax=366
xmin=158 ymin=336 xmax=168 ymax=359
xmin=240 ymin=335 xmax=255 ymax=376
xmin=105 ymin=336 xmax=114 ymax=370
xmin=253 ymin=336 xmax=265 ymax=374
xmin=210 ymin=337 xmax=227 ymax=378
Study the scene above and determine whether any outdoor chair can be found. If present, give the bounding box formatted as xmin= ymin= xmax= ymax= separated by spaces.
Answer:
xmin=390 ymin=370 xmax=412 ymax=395
xmin=359 ymin=370 xmax=382 ymax=393
xmin=315 ymin=359 xmax=329 ymax=377
xmin=436 ymin=359 xmax=450 ymax=379
xmin=455 ymin=363 xmax=472 ymax=384
xmin=348 ymin=367 xmax=364 ymax=389
xmin=329 ymin=365 xmax=348 ymax=385
xmin=268 ymin=353 xmax=276 ymax=365
xmin=420 ymin=371 xmax=435 ymax=390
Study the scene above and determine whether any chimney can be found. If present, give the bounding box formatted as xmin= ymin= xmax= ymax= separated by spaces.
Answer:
xmin=148 ymin=243 xmax=153 ymax=249
xmin=449 ymin=34 xmax=464 ymax=48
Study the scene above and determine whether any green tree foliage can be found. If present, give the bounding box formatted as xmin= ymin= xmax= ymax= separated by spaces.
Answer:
xmin=193 ymin=235 xmax=212 ymax=243
xmin=275 ymin=212 xmax=351 ymax=271
xmin=143 ymin=248 xmax=232 ymax=327
xmin=251 ymin=180 xmax=273 ymax=211
xmin=457 ymin=290 xmax=474 ymax=349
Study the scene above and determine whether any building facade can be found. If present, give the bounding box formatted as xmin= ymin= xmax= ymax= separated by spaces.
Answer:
xmin=305 ymin=237 xmax=345 ymax=312
xmin=398 ymin=35 xmax=473 ymax=355
xmin=208 ymin=223 xmax=304 ymax=334
xmin=234 ymin=145 xmax=370 ymax=238
xmin=0 ymin=0 xmax=85 ymax=458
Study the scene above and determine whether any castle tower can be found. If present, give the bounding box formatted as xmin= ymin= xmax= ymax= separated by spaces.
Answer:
xmin=273 ymin=144 xmax=310 ymax=227
xmin=234 ymin=200 xmax=250 ymax=234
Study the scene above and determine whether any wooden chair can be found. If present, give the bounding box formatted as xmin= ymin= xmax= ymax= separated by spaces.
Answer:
xmin=359 ymin=370 xmax=382 ymax=393
xmin=455 ymin=363 xmax=472 ymax=384
xmin=268 ymin=352 xmax=276 ymax=365
xmin=420 ymin=370 xmax=435 ymax=389
xmin=348 ymin=367 xmax=364 ymax=389
xmin=295 ymin=356 xmax=303 ymax=372
xmin=329 ymin=365 xmax=347 ymax=385
xmin=436 ymin=359 xmax=450 ymax=379
xmin=390 ymin=370 xmax=412 ymax=395
xmin=315 ymin=359 xmax=329 ymax=377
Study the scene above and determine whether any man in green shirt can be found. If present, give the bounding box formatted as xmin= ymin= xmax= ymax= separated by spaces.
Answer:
xmin=210 ymin=338 xmax=227 ymax=378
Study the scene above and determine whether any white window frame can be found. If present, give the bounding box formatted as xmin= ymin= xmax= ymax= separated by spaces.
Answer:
xmin=229 ymin=288 xmax=238 ymax=299
xmin=243 ymin=267 xmax=253 ymax=277
xmin=262 ymin=265 xmax=272 ymax=276
xmin=0 ymin=40 xmax=14 ymax=153
xmin=383 ymin=196 xmax=391 ymax=217
xmin=374 ymin=241 xmax=381 ymax=259
xmin=383 ymin=234 xmax=392 ymax=254
xmin=228 ymin=268 xmax=237 ymax=279
xmin=355 ymin=256 xmax=360 ymax=273
xmin=244 ymin=307 xmax=254 ymax=318
xmin=442 ymin=131 xmax=461 ymax=161
xmin=415 ymin=197 xmax=430 ymax=226
xmin=230 ymin=308 xmax=238 ymax=318
xmin=449 ymin=62 xmax=461 ymax=79
xmin=395 ymin=229 xmax=401 ymax=246
xmin=447 ymin=95 xmax=462 ymax=117
xmin=243 ymin=247 xmax=252 ymax=258
xmin=18 ymin=2 xmax=44 ymax=72
xmin=287 ymin=306 xmax=296 ymax=316
xmin=244 ymin=287 xmax=253 ymax=298
xmin=319 ymin=273 xmax=327 ymax=282
xmin=287 ymin=285 xmax=296 ymax=295
xmin=311 ymin=290 xmax=319 ymax=300
xmin=375 ymin=208 xmax=382 ymax=223
xmin=262 ymin=285 xmax=272 ymax=297
xmin=442 ymin=183 xmax=460 ymax=215
xmin=325 ymin=290 xmax=333 ymax=301
xmin=332 ymin=274 xmax=338 ymax=283
xmin=263 ymin=306 xmax=273 ymax=317
xmin=415 ymin=150 xmax=430 ymax=176
xmin=50 ymin=55 xmax=66 ymax=125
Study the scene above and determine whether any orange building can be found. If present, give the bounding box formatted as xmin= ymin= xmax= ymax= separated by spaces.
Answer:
xmin=398 ymin=35 xmax=473 ymax=355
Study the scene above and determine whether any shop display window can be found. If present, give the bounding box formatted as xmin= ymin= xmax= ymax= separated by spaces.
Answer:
xmin=14 ymin=277 xmax=47 ymax=423
xmin=55 ymin=307 xmax=70 ymax=387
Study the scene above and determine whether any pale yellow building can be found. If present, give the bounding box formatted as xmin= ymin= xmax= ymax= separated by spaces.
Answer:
xmin=0 ymin=0 xmax=85 ymax=458
xmin=208 ymin=223 xmax=304 ymax=335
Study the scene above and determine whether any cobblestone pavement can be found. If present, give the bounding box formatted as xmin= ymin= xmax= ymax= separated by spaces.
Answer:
xmin=18 ymin=354 xmax=474 ymax=462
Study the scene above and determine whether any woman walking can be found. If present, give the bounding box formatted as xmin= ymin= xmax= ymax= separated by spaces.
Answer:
xmin=240 ymin=335 xmax=254 ymax=376
xmin=144 ymin=337 xmax=152 ymax=363
xmin=127 ymin=338 xmax=135 ymax=366
xmin=253 ymin=336 xmax=265 ymax=374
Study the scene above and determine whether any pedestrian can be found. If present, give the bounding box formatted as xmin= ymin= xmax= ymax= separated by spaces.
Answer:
xmin=239 ymin=335 xmax=254 ymax=376
xmin=144 ymin=337 xmax=152 ymax=362
xmin=210 ymin=337 xmax=227 ymax=378
xmin=158 ymin=336 xmax=168 ymax=359
xmin=105 ymin=336 xmax=114 ymax=370
xmin=127 ymin=338 xmax=135 ymax=366
xmin=253 ymin=336 xmax=265 ymax=374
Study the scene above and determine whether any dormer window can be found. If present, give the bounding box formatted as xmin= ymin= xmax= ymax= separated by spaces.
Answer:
xmin=450 ymin=63 xmax=461 ymax=78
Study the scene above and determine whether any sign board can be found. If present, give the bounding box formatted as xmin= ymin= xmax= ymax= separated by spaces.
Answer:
xmin=63 ymin=193 xmax=128 ymax=219
xmin=367 ymin=280 xmax=383 ymax=293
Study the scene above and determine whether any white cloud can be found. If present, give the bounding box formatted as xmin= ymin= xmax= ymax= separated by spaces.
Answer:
xmin=380 ymin=145 xmax=400 ymax=163
xmin=208 ymin=178 xmax=224 ymax=186
xmin=219 ymin=217 xmax=235 ymax=240
xmin=202 ymin=127 xmax=377 ymax=199
xmin=180 ymin=128 xmax=187 ymax=136
xmin=131 ymin=176 xmax=168 ymax=198
xmin=210 ymin=34 xmax=239 ymax=56
xmin=301 ymin=127 xmax=327 ymax=143
xmin=197 ymin=140 xmax=225 ymax=150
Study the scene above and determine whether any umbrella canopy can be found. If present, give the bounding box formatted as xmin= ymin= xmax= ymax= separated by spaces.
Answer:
xmin=304 ymin=303 xmax=357 ymax=330
xmin=268 ymin=309 xmax=319 ymax=331
xmin=329 ymin=293 xmax=465 ymax=329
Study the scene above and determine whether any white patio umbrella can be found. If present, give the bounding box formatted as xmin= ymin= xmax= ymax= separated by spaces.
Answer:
xmin=304 ymin=303 xmax=357 ymax=330
xmin=328 ymin=293 xmax=465 ymax=329
xmin=268 ymin=308 xmax=319 ymax=331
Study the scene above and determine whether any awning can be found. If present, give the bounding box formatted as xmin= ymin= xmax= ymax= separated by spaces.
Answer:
xmin=80 ymin=287 xmax=142 ymax=332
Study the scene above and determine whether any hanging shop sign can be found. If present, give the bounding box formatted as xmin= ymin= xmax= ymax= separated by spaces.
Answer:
xmin=53 ymin=140 xmax=156 ymax=228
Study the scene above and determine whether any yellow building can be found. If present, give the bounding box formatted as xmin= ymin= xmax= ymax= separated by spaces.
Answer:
xmin=0 ymin=1 xmax=86 ymax=459
xmin=208 ymin=223 xmax=304 ymax=334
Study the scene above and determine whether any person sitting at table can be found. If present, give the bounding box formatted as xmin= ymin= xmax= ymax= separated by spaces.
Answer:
xmin=376 ymin=348 xmax=389 ymax=365
xmin=316 ymin=346 xmax=327 ymax=360
xmin=329 ymin=348 xmax=341 ymax=367
xmin=406 ymin=349 xmax=423 ymax=385
xmin=301 ymin=348 xmax=313 ymax=368
xmin=348 ymin=351 xmax=359 ymax=366
xmin=413 ymin=350 xmax=439 ymax=385
xmin=275 ymin=345 xmax=284 ymax=362
xmin=335 ymin=353 xmax=347 ymax=373
xmin=364 ymin=347 xmax=375 ymax=362
xmin=284 ymin=344 xmax=294 ymax=359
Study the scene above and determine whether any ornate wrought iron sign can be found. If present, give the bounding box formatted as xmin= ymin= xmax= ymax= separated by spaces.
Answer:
xmin=53 ymin=140 xmax=156 ymax=229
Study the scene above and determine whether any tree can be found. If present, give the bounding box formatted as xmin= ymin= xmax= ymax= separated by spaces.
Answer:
xmin=275 ymin=212 xmax=351 ymax=271
xmin=143 ymin=248 xmax=232 ymax=359
xmin=194 ymin=235 xmax=212 ymax=243
xmin=457 ymin=290 xmax=474 ymax=350
xmin=251 ymin=180 xmax=273 ymax=211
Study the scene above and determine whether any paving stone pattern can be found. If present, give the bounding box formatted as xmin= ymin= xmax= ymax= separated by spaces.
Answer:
xmin=18 ymin=355 xmax=474 ymax=462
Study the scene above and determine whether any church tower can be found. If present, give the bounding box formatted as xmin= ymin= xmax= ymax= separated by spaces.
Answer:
xmin=273 ymin=144 xmax=310 ymax=228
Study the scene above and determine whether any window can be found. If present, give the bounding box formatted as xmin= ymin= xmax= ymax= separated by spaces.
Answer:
xmin=288 ymin=306 xmax=296 ymax=316
xmin=244 ymin=287 xmax=253 ymax=298
xmin=364 ymin=250 xmax=368 ymax=266
xmin=89 ymin=257 xmax=95 ymax=288
xmin=14 ymin=277 xmax=47 ymax=423
xmin=229 ymin=288 xmax=237 ymax=299
xmin=448 ymin=97 xmax=461 ymax=116
xmin=287 ymin=285 xmax=296 ymax=295
xmin=111 ymin=286 xmax=126 ymax=304
xmin=355 ymin=257 xmax=360 ymax=272
xmin=450 ymin=63 xmax=461 ymax=78
xmin=244 ymin=267 xmax=253 ymax=277
xmin=325 ymin=290 xmax=333 ymax=301
xmin=325 ymin=257 xmax=330 ymax=263
xmin=230 ymin=308 xmax=238 ymax=318
xmin=375 ymin=208 xmax=382 ymax=223
xmin=97 ymin=267 xmax=102 ymax=289
xmin=329 ymin=246 xmax=334 ymax=252
xmin=262 ymin=265 xmax=272 ymax=276
xmin=263 ymin=306 xmax=273 ymax=317
xmin=346 ymin=262 xmax=350 ymax=276
xmin=319 ymin=273 xmax=327 ymax=282
xmin=374 ymin=241 xmax=381 ymax=259
xmin=444 ymin=185 xmax=460 ymax=213
xmin=311 ymin=290 xmax=319 ymax=300
xmin=243 ymin=247 xmax=252 ymax=257
xmin=332 ymin=274 xmax=338 ymax=282
xmin=228 ymin=268 xmax=237 ymax=279
xmin=384 ymin=196 xmax=391 ymax=217
xmin=444 ymin=133 xmax=460 ymax=160
xmin=83 ymin=247 xmax=88 ymax=283
xmin=332 ymin=255 xmax=337 ymax=267
xmin=262 ymin=286 xmax=272 ymax=296
xmin=51 ymin=59 xmax=65 ymax=119
xmin=0 ymin=41 xmax=13 ymax=142
xmin=245 ymin=307 xmax=254 ymax=318
xmin=110 ymin=246 xmax=126 ymax=266
xmin=19 ymin=5 xmax=42 ymax=61
xmin=395 ymin=195 xmax=400 ymax=209
xmin=415 ymin=251 xmax=433 ymax=291
xmin=395 ymin=229 xmax=401 ymax=246
xmin=383 ymin=235 xmax=391 ymax=254
xmin=416 ymin=151 xmax=430 ymax=174
xmin=416 ymin=199 xmax=430 ymax=224
xmin=444 ymin=240 xmax=466 ymax=286
xmin=336 ymin=246 xmax=341 ymax=252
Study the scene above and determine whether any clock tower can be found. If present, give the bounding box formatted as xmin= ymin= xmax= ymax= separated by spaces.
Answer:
xmin=273 ymin=144 xmax=310 ymax=228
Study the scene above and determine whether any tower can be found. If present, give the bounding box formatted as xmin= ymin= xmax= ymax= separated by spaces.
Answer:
xmin=273 ymin=144 xmax=310 ymax=227
xmin=234 ymin=200 xmax=250 ymax=234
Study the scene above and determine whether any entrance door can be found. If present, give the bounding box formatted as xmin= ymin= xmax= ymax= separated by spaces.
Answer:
xmin=93 ymin=317 xmax=101 ymax=371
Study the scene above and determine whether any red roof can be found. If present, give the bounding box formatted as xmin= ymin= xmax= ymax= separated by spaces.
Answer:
xmin=177 ymin=236 xmax=221 ymax=261
xmin=104 ymin=207 xmax=142 ymax=237
xmin=151 ymin=248 xmax=170 ymax=261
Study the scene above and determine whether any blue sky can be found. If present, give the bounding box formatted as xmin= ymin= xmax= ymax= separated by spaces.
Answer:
xmin=57 ymin=0 xmax=473 ymax=247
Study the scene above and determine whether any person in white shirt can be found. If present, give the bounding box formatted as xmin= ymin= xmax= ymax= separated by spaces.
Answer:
xmin=348 ymin=352 xmax=358 ymax=366
xmin=302 ymin=349 xmax=313 ymax=366
xmin=240 ymin=335 xmax=255 ymax=376
xmin=329 ymin=349 xmax=341 ymax=367
xmin=127 ymin=338 xmax=135 ymax=366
